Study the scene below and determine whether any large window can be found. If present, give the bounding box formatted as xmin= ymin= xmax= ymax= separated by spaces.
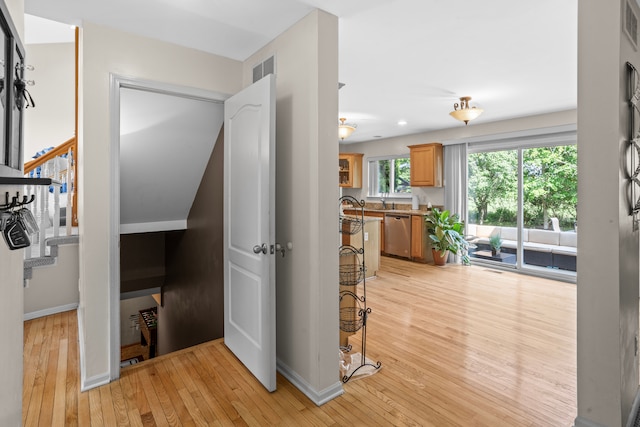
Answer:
xmin=368 ymin=156 xmax=411 ymax=197
xmin=467 ymin=139 xmax=577 ymax=278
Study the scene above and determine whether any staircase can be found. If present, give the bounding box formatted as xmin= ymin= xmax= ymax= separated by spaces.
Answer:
xmin=21 ymin=138 xmax=80 ymax=319
xmin=23 ymin=234 xmax=78 ymax=280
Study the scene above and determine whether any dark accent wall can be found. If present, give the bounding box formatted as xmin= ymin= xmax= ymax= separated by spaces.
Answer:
xmin=120 ymin=232 xmax=166 ymax=294
xmin=157 ymin=127 xmax=224 ymax=355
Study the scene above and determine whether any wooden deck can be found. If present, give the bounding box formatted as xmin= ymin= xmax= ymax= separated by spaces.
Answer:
xmin=23 ymin=256 xmax=577 ymax=426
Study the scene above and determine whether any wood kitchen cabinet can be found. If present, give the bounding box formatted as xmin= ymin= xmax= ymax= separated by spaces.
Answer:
xmin=411 ymin=215 xmax=424 ymax=259
xmin=411 ymin=214 xmax=433 ymax=263
xmin=408 ymin=143 xmax=443 ymax=187
xmin=339 ymin=153 xmax=363 ymax=188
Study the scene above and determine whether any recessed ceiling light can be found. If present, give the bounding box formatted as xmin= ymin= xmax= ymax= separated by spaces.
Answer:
xmin=397 ymin=120 xmax=408 ymax=126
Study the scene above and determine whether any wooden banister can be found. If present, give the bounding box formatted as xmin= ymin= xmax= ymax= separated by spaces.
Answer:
xmin=22 ymin=26 xmax=80 ymax=228
xmin=24 ymin=136 xmax=76 ymax=174
xmin=23 ymin=136 xmax=78 ymax=227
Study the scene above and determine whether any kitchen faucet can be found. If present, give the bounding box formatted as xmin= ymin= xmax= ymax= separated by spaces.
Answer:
xmin=380 ymin=192 xmax=387 ymax=209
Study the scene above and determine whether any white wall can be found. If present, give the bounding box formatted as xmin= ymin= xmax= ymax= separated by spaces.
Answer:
xmin=79 ymin=22 xmax=242 ymax=389
xmin=242 ymin=10 xmax=342 ymax=404
xmin=575 ymin=1 xmax=640 ymax=426
xmin=24 ymin=244 xmax=79 ymax=318
xmin=23 ymin=42 xmax=75 ymax=159
xmin=0 ymin=208 xmax=24 ymax=427
xmin=0 ymin=1 xmax=25 ymax=424
xmin=341 ymin=109 xmax=577 ymax=208
xmin=0 ymin=187 xmax=25 ymax=426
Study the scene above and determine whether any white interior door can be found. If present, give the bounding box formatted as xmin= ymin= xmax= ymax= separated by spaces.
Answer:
xmin=223 ymin=74 xmax=276 ymax=391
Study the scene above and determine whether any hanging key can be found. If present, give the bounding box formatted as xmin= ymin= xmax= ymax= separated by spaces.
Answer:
xmin=3 ymin=212 xmax=30 ymax=250
xmin=0 ymin=211 xmax=11 ymax=231
xmin=18 ymin=207 xmax=38 ymax=234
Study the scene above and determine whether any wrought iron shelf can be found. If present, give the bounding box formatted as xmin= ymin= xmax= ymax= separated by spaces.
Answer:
xmin=338 ymin=195 xmax=381 ymax=383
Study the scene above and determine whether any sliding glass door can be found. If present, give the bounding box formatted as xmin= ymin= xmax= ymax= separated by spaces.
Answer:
xmin=467 ymin=149 xmax=519 ymax=266
xmin=521 ymin=146 xmax=577 ymax=271
xmin=467 ymin=141 xmax=577 ymax=278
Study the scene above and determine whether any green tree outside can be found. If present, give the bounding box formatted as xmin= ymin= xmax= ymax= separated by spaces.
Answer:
xmin=376 ymin=158 xmax=411 ymax=194
xmin=468 ymin=145 xmax=577 ymax=230
xmin=523 ymin=146 xmax=577 ymax=229
xmin=468 ymin=151 xmax=517 ymax=224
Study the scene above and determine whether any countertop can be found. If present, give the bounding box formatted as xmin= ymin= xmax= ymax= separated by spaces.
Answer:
xmin=370 ymin=209 xmax=429 ymax=216
xmin=343 ymin=206 xmax=434 ymax=216
xmin=340 ymin=213 xmax=382 ymax=222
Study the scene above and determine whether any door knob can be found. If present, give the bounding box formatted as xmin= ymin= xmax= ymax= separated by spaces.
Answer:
xmin=253 ymin=244 xmax=268 ymax=254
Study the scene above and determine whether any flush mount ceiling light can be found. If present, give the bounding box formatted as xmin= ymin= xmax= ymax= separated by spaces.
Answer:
xmin=339 ymin=117 xmax=357 ymax=140
xmin=449 ymin=96 xmax=483 ymax=125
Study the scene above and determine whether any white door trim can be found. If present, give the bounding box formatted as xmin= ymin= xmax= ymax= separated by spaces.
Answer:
xmin=108 ymin=74 xmax=229 ymax=381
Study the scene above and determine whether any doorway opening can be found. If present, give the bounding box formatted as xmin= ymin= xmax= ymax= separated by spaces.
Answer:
xmin=109 ymin=75 xmax=228 ymax=379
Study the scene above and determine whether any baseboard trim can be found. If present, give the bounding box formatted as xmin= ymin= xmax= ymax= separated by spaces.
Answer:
xmin=574 ymin=386 xmax=640 ymax=427
xmin=574 ymin=416 xmax=607 ymax=427
xmin=77 ymin=307 xmax=111 ymax=392
xmin=24 ymin=303 xmax=78 ymax=321
xmin=78 ymin=308 xmax=87 ymax=390
xmin=81 ymin=372 xmax=111 ymax=392
xmin=276 ymin=359 xmax=343 ymax=406
xmin=626 ymin=387 xmax=640 ymax=427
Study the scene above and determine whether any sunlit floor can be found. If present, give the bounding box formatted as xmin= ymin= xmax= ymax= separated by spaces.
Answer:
xmin=23 ymin=256 xmax=576 ymax=426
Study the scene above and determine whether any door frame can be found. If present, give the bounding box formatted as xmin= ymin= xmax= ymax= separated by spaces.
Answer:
xmin=108 ymin=74 xmax=229 ymax=380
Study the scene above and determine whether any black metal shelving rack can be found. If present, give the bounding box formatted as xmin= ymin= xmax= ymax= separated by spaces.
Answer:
xmin=338 ymin=195 xmax=381 ymax=382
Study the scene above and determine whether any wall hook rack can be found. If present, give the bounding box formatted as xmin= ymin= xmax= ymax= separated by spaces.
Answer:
xmin=0 ymin=191 xmax=35 ymax=212
xmin=1 ymin=191 xmax=37 ymax=250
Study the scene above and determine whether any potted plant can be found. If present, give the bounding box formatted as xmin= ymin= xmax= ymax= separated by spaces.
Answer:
xmin=424 ymin=208 xmax=470 ymax=266
xmin=489 ymin=233 xmax=503 ymax=256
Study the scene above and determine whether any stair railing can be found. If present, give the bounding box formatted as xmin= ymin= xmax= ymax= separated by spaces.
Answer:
xmin=22 ymin=179 xmax=62 ymax=259
xmin=24 ymin=136 xmax=77 ymax=226
xmin=23 ymin=137 xmax=77 ymax=258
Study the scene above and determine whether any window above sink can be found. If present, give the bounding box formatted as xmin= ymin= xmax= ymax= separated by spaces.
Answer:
xmin=367 ymin=155 xmax=411 ymax=198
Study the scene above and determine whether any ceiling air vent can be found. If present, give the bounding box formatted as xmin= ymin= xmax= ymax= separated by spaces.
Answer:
xmin=626 ymin=1 xmax=638 ymax=48
xmin=252 ymin=55 xmax=276 ymax=83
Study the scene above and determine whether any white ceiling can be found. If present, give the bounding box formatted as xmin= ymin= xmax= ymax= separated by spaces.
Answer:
xmin=24 ymin=0 xmax=578 ymax=143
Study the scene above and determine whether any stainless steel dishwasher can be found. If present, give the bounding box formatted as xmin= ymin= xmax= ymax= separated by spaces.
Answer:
xmin=384 ymin=213 xmax=411 ymax=258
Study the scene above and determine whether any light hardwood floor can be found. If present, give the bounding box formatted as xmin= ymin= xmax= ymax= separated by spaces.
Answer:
xmin=23 ymin=257 xmax=576 ymax=426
